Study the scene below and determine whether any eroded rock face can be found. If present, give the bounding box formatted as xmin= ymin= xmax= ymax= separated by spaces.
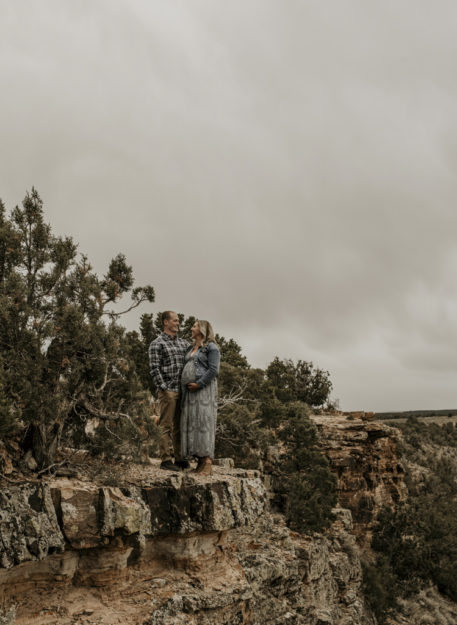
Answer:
xmin=0 ymin=483 xmax=64 ymax=568
xmin=0 ymin=465 xmax=375 ymax=625
xmin=140 ymin=471 xmax=265 ymax=535
xmin=235 ymin=509 xmax=372 ymax=625
xmin=145 ymin=510 xmax=374 ymax=625
xmin=1 ymin=419 xmax=413 ymax=625
xmin=0 ymin=471 xmax=266 ymax=578
xmin=312 ymin=415 xmax=407 ymax=544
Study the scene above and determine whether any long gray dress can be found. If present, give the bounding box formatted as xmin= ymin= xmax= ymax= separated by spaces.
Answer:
xmin=181 ymin=351 xmax=218 ymax=458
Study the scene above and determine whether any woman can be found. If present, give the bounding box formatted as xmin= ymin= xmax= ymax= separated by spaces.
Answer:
xmin=181 ymin=320 xmax=220 ymax=475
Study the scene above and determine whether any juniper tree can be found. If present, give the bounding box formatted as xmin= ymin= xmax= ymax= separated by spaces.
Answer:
xmin=0 ymin=189 xmax=155 ymax=467
xmin=277 ymin=403 xmax=338 ymax=532
xmin=265 ymin=357 xmax=333 ymax=407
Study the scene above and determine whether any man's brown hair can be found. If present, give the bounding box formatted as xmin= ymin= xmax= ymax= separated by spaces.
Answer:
xmin=162 ymin=310 xmax=176 ymax=329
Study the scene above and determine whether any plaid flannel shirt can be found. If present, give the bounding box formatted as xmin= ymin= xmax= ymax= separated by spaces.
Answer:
xmin=148 ymin=332 xmax=190 ymax=392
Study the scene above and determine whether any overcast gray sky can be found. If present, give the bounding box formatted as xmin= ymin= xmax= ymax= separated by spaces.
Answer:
xmin=1 ymin=0 xmax=457 ymax=411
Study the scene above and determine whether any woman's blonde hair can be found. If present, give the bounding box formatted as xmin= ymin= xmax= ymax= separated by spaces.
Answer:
xmin=196 ymin=320 xmax=217 ymax=346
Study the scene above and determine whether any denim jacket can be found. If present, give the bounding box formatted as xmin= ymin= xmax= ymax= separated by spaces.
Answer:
xmin=186 ymin=341 xmax=220 ymax=388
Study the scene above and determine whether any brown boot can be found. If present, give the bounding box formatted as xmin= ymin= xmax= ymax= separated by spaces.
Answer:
xmin=196 ymin=457 xmax=212 ymax=476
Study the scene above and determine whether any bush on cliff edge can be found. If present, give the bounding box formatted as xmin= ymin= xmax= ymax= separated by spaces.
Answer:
xmin=277 ymin=403 xmax=337 ymax=532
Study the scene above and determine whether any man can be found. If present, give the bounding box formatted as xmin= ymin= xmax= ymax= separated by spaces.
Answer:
xmin=149 ymin=311 xmax=190 ymax=471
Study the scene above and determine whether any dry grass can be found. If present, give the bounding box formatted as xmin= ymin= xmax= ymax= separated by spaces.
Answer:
xmin=394 ymin=587 xmax=457 ymax=625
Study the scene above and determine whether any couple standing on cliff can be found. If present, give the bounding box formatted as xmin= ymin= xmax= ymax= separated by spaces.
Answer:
xmin=149 ymin=311 xmax=221 ymax=476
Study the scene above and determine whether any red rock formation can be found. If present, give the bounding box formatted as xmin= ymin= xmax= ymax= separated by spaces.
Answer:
xmin=312 ymin=415 xmax=406 ymax=546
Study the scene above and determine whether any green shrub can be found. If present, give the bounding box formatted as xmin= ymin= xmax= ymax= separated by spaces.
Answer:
xmin=362 ymin=556 xmax=399 ymax=625
xmin=0 ymin=366 xmax=19 ymax=438
xmin=81 ymin=395 xmax=160 ymax=463
xmin=265 ymin=357 xmax=332 ymax=407
xmin=276 ymin=405 xmax=338 ymax=533
xmin=285 ymin=464 xmax=337 ymax=532
xmin=259 ymin=396 xmax=287 ymax=428
xmin=371 ymin=453 xmax=457 ymax=609
xmin=216 ymin=403 xmax=273 ymax=469
xmin=398 ymin=416 xmax=457 ymax=448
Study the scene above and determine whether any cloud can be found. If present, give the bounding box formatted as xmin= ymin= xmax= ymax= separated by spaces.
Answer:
xmin=1 ymin=0 xmax=457 ymax=410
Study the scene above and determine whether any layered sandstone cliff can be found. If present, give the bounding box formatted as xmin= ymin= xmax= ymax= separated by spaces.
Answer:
xmin=0 ymin=456 xmax=375 ymax=625
xmin=312 ymin=415 xmax=407 ymax=546
xmin=0 ymin=416 xmax=414 ymax=625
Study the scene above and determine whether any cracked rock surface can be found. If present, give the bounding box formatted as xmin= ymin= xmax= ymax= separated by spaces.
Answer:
xmin=0 ymin=418 xmax=408 ymax=625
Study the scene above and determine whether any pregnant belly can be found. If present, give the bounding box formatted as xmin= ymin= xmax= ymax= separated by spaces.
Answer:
xmin=182 ymin=361 xmax=196 ymax=384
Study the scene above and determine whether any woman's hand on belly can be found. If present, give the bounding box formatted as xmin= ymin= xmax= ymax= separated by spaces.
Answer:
xmin=187 ymin=382 xmax=200 ymax=392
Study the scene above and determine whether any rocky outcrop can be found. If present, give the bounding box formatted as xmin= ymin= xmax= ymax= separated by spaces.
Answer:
xmin=146 ymin=508 xmax=373 ymax=625
xmin=0 ymin=462 xmax=375 ymax=625
xmin=0 ymin=469 xmax=264 ymax=585
xmin=312 ymin=415 xmax=406 ymax=545
xmin=2 ymin=414 xmax=409 ymax=625
xmin=0 ymin=482 xmax=64 ymax=568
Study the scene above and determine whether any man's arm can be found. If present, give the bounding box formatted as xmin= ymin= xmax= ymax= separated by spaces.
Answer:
xmin=149 ymin=340 xmax=167 ymax=390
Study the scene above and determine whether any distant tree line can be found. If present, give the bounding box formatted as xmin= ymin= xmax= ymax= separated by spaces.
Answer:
xmin=375 ymin=409 xmax=457 ymax=420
